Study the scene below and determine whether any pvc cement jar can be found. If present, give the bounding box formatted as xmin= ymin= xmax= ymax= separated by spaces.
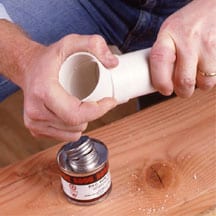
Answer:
xmin=59 ymin=48 xmax=156 ymax=104
xmin=57 ymin=136 xmax=111 ymax=205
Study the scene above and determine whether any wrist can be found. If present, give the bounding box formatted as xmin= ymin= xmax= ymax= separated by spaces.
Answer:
xmin=0 ymin=20 xmax=45 ymax=87
xmin=13 ymin=39 xmax=45 ymax=87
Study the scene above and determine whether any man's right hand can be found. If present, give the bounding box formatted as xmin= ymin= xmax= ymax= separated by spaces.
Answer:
xmin=22 ymin=34 xmax=119 ymax=141
xmin=0 ymin=20 xmax=118 ymax=141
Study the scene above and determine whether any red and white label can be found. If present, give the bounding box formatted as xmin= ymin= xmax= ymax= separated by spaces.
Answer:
xmin=61 ymin=171 xmax=111 ymax=201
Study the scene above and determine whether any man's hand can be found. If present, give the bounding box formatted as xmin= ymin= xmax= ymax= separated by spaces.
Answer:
xmin=150 ymin=0 xmax=216 ymax=98
xmin=0 ymin=20 xmax=118 ymax=141
xmin=22 ymin=34 xmax=118 ymax=141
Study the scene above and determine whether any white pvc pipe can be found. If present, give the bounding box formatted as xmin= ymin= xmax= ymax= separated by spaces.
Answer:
xmin=59 ymin=48 xmax=156 ymax=104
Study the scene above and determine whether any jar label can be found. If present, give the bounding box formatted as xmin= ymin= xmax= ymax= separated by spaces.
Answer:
xmin=61 ymin=171 xmax=111 ymax=201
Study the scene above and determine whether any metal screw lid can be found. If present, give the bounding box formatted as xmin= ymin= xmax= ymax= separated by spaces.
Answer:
xmin=57 ymin=136 xmax=108 ymax=174
xmin=66 ymin=136 xmax=99 ymax=173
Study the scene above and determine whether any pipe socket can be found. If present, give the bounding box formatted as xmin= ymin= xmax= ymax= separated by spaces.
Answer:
xmin=59 ymin=48 xmax=156 ymax=104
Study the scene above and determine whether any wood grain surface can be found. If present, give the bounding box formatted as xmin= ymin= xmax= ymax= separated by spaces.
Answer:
xmin=0 ymin=91 xmax=58 ymax=166
xmin=0 ymin=89 xmax=215 ymax=216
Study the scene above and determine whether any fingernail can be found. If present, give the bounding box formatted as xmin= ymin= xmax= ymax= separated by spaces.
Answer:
xmin=163 ymin=89 xmax=173 ymax=96
xmin=158 ymin=86 xmax=173 ymax=96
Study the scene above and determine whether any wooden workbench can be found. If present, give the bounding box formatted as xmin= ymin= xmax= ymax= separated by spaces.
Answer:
xmin=0 ymin=89 xmax=215 ymax=216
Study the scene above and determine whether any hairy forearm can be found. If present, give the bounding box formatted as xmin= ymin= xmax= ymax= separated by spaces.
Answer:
xmin=0 ymin=19 xmax=42 ymax=87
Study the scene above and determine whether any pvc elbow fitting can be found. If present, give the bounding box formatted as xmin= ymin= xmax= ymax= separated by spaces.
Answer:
xmin=59 ymin=48 xmax=156 ymax=104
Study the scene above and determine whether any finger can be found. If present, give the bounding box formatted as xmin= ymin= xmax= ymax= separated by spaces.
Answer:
xmin=45 ymin=82 xmax=117 ymax=125
xmin=39 ymin=104 xmax=89 ymax=131
xmin=76 ymin=97 xmax=118 ymax=122
xmin=150 ymin=33 xmax=176 ymax=96
xmin=24 ymin=98 xmax=81 ymax=130
xmin=26 ymin=118 xmax=86 ymax=141
xmin=24 ymin=99 xmax=56 ymax=122
xmin=25 ymin=112 xmax=88 ymax=132
xmin=173 ymin=45 xmax=198 ymax=98
xmin=57 ymin=34 xmax=118 ymax=68
xmin=31 ymin=128 xmax=82 ymax=142
xmin=197 ymin=71 xmax=216 ymax=90
xmin=86 ymin=34 xmax=119 ymax=68
xmin=51 ymin=122 xmax=88 ymax=132
xmin=196 ymin=46 xmax=216 ymax=90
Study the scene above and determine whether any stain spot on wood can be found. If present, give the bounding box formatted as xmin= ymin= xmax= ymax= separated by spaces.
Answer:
xmin=145 ymin=162 xmax=174 ymax=189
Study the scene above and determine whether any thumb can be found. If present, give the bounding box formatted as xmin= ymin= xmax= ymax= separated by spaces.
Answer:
xmin=45 ymin=81 xmax=117 ymax=124
xmin=77 ymin=97 xmax=118 ymax=122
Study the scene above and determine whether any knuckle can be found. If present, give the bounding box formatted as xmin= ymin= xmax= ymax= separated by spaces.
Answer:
xmin=150 ymin=47 xmax=166 ymax=62
xmin=66 ymin=115 xmax=82 ymax=126
xmin=202 ymin=30 xmax=216 ymax=50
xmin=205 ymin=38 xmax=216 ymax=49
xmin=88 ymin=34 xmax=106 ymax=50
xmin=160 ymin=17 xmax=175 ymax=30
xmin=24 ymin=105 xmax=39 ymax=120
xmin=89 ymin=34 xmax=105 ymax=44
xmin=160 ymin=15 xmax=199 ymax=42
xmin=150 ymin=46 xmax=176 ymax=63
xmin=160 ymin=15 xmax=182 ymax=33
xmin=61 ymin=34 xmax=77 ymax=44
xmin=24 ymin=117 xmax=36 ymax=132
xmin=30 ymin=85 xmax=47 ymax=101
